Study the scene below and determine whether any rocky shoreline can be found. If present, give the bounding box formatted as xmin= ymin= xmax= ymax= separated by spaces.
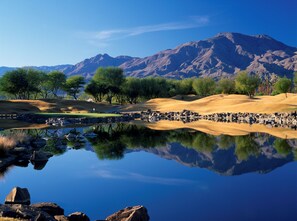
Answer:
xmin=140 ymin=110 xmax=297 ymax=129
xmin=0 ymin=187 xmax=149 ymax=221
xmin=3 ymin=110 xmax=297 ymax=129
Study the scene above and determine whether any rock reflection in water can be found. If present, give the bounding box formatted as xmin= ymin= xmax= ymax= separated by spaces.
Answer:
xmin=0 ymin=123 xmax=296 ymax=178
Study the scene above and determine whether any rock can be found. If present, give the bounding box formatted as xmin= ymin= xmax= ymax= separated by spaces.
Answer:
xmin=5 ymin=187 xmax=31 ymax=205
xmin=10 ymin=147 xmax=30 ymax=155
xmin=30 ymin=151 xmax=51 ymax=162
xmin=30 ymin=151 xmax=51 ymax=170
xmin=34 ymin=212 xmax=49 ymax=221
xmin=32 ymin=202 xmax=64 ymax=216
xmin=68 ymin=212 xmax=90 ymax=221
xmin=31 ymin=159 xmax=49 ymax=170
xmin=106 ymin=205 xmax=149 ymax=221
xmin=0 ymin=204 xmax=19 ymax=218
xmin=0 ymin=204 xmax=56 ymax=221
xmin=54 ymin=215 xmax=70 ymax=221
xmin=31 ymin=139 xmax=47 ymax=149
xmin=65 ymin=133 xmax=76 ymax=141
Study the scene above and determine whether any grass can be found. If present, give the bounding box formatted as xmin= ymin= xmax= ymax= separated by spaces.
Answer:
xmin=0 ymin=99 xmax=116 ymax=114
xmin=0 ymin=136 xmax=16 ymax=149
xmin=0 ymin=218 xmax=29 ymax=221
xmin=35 ymin=112 xmax=121 ymax=118
xmin=0 ymin=131 xmax=28 ymax=151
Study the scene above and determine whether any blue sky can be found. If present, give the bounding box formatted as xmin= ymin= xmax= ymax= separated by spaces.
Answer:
xmin=0 ymin=0 xmax=296 ymax=67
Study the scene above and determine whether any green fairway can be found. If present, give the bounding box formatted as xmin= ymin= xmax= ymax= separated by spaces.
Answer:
xmin=35 ymin=112 xmax=121 ymax=118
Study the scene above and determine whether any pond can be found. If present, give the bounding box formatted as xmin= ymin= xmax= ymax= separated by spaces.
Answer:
xmin=0 ymin=123 xmax=296 ymax=221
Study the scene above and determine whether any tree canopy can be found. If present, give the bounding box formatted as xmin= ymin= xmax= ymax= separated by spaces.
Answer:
xmin=273 ymin=77 xmax=292 ymax=97
xmin=235 ymin=72 xmax=260 ymax=98
xmin=0 ymin=68 xmax=46 ymax=99
xmin=192 ymin=77 xmax=216 ymax=97
xmin=64 ymin=75 xmax=85 ymax=100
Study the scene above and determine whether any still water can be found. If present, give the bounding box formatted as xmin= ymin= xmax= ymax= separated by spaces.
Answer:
xmin=0 ymin=123 xmax=296 ymax=221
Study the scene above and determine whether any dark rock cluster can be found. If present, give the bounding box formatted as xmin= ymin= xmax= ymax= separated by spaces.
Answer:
xmin=0 ymin=136 xmax=52 ymax=175
xmin=141 ymin=109 xmax=200 ymax=123
xmin=0 ymin=187 xmax=149 ymax=221
xmin=140 ymin=109 xmax=297 ymax=129
xmin=16 ymin=113 xmax=139 ymax=127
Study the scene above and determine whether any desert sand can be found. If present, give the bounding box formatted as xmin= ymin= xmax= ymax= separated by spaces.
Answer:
xmin=143 ymin=120 xmax=297 ymax=139
xmin=122 ymin=93 xmax=297 ymax=114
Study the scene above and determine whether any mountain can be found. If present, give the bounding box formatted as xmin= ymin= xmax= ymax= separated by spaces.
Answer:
xmin=0 ymin=67 xmax=16 ymax=76
xmin=120 ymin=32 xmax=297 ymax=79
xmin=1 ymin=32 xmax=296 ymax=79
xmin=0 ymin=65 xmax=72 ymax=76
xmin=0 ymin=54 xmax=136 ymax=78
xmin=63 ymin=54 xmax=137 ymax=79
xmin=137 ymin=140 xmax=296 ymax=176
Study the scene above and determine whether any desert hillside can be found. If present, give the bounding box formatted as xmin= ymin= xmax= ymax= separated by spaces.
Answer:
xmin=122 ymin=93 xmax=297 ymax=114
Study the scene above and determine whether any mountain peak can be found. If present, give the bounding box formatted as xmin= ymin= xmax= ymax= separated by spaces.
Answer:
xmin=121 ymin=32 xmax=297 ymax=79
xmin=1 ymin=32 xmax=296 ymax=79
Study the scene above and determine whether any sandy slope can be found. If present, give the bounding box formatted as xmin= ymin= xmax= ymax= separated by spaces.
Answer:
xmin=122 ymin=93 xmax=297 ymax=114
xmin=143 ymin=120 xmax=297 ymax=139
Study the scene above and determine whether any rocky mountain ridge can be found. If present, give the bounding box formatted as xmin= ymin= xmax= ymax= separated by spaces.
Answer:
xmin=1 ymin=32 xmax=296 ymax=79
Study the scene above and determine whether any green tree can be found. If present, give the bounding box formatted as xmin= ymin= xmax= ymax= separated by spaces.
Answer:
xmin=64 ymin=75 xmax=85 ymax=100
xmin=27 ymin=69 xmax=47 ymax=99
xmin=122 ymin=77 xmax=142 ymax=104
xmin=218 ymin=135 xmax=235 ymax=149
xmin=0 ymin=68 xmax=47 ymax=99
xmin=294 ymin=72 xmax=297 ymax=92
xmin=273 ymin=77 xmax=292 ymax=97
xmin=139 ymin=78 xmax=162 ymax=99
xmin=273 ymin=138 xmax=292 ymax=156
xmin=235 ymin=135 xmax=259 ymax=161
xmin=45 ymin=71 xmax=67 ymax=97
xmin=93 ymin=67 xmax=125 ymax=104
xmin=191 ymin=133 xmax=216 ymax=153
xmin=235 ymin=71 xmax=260 ymax=98
xmin=192 ymin=77 xmax=216 ymax=97
xmin=217 ymin=78 xmax=236 ymax=94
xmin=85 ymin=80 xmax=108 ymax=102
xmin=177 ymin=78 xmax=194 ymax=95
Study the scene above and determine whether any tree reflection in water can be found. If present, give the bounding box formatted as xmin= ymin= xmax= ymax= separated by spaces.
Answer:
xmin=0 ymin=123 xmax=296 ymax=177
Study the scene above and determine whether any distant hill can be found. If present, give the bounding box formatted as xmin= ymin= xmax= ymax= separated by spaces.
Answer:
xmin=0 ymin=67 xmax=16 ymax=76
xmin=0 ymin=65 xmax=72 ymax=76
xmin=1 ymin=32 xmax=296 ymax=79
xmin=62 ymin=54 xmax=137 ymax=79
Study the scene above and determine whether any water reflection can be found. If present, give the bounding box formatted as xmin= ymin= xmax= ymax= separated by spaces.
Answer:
xmin=0 ymin=123 xmax=296 ymax=178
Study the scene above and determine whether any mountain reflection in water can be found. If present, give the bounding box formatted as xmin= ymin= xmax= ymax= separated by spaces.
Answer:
xmin=0 ymin=123 xmax=296 ymax=178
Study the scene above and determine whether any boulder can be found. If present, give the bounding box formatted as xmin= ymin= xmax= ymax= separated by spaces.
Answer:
xmin=54 ymin=215 xmax=70 ymax=221
xmin=31 ymin=139 xmax=47 ymax=149
xmin=30 ymin=151 xmax=51 ymax=170
xmin=30 ymin=151 xmax=51 ymax=162
xmin=65 ymin=133 xmax=76 ymax=141
xmin=106 ymin=205 xmax=149 ymax=221
xmin=34 ymin=212 xmax=49 ymax=221
xmin=10 ymin=146 xmax=30 ymax=155
xmin=0 ymin=204 xmax=55 ymax=220
xmin=5 ymin=187 xmax=31 ymax=205
xmin=0 ymin=204 xmax=19 ymax=218
xmin=31 ymin=159 xmax=49 ymax=170
xmin=68 ymin=212 xmax=90 ymax=221
xmin=32 ymin=202 xmax=64 ymax=216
